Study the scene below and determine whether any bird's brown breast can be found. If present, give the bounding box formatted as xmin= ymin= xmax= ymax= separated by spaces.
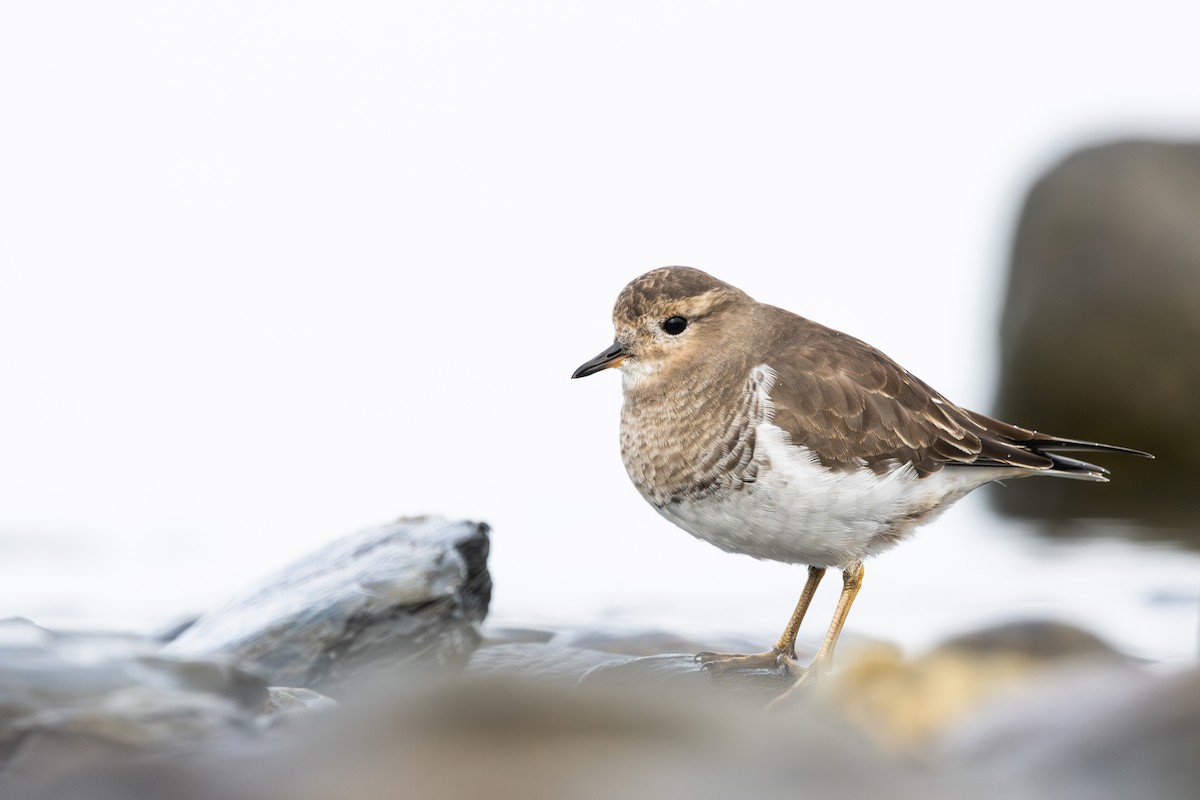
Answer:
xmin=619 ymin=358 xmax=768 ymax=506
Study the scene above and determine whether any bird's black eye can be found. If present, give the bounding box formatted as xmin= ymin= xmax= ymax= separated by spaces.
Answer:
xmin=662 ymin=316 xmax=688 ymax=335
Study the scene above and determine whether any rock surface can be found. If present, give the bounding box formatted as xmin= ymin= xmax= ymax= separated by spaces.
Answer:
xmin=0 ymin=617 xmax=267 ymax=781
xmin=164 ymin=516 xmax=491 ymax=688
xmin=994 ymin=139 xmax=1200 ymax=528
xmin=4 ymin=613 xmax=1198 ymax=800
xmin=945 ymin=663 xmax=1200 ymax=800
xmin=825 ymin=621 xmax=1136 ymax=756
xmin=580 ymin=652 xmax=794 ymax=702
xmin=263 ymin=687 xmax=338 ymax=716
xmin=247 ymin=672 xmax=953 ymax=800
xmin=4 ymin=519 xmax=1197 ymax=800
xmin=471 ymin=626 xmax=799 ymax=694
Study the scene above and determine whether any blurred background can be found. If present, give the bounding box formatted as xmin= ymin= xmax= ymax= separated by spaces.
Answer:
xmin=1 ymin=1 xmax=1198 ymax=663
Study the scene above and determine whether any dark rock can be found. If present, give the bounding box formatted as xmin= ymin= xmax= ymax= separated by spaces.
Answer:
xmin=935 ymin=619 xmax=1127 ymax=663
xmin=163 ymin=516 xmax=491 ymax=689
xmin=994 ymin=139 xmax=1200 ymax=529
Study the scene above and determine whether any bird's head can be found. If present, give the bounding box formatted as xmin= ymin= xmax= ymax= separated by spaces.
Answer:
xmin=571 ymin=266 xmax=754 ymax=386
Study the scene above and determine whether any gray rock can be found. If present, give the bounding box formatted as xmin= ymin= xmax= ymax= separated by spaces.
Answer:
xmin=556 ymin=627 xmax=763 ymax=657
xmin=163 ymin=516 xmax=491 ymax=689
xmin=581 ymin=653 xmax=795 ymax=703
xmin=249 ymin=673 xmax=962 ymax=800
xmin=479 ymin=626 xmax=556 ymax=647
xmin=467 ymin=642 xmax=620 ymax=684
xmin=0 ymin=618 xmax=267 ymax=780
xmin=11 ymin=614 xmax=1197 ymax=800
xmin=946 ymin=665 xmax=1200 ymax=800
xmin=994 ymin=139 xmax=1200 ymax=527
xmin=470 ymin=626 xmax=802 ymax=691
xmin=935 ymin=619 xmax=1128 ymax=663
xmin=263 ymin=687 xmax=338 ymax=716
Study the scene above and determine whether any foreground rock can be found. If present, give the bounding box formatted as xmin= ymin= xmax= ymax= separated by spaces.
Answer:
xmin=949 ymin=666 xmax=1200 ymax=800
xmin=826 ymin=620 xmax=1134 ymax=755
xmin=0 ymin=617 xmax=266 ymax=781
xmin=994 ymin=139 xmax=1200 ymax=528
xmin=4 ymin=516 xmax=1195 ymax=799
xmin=4 ymin=613 xmax=1198 ymax=800
xmin=164 ymin=516 xmax=491 ymax=688
xmin=247 ymin=673 xmax=946 ymax=800
xmin=2 ymin=515 xmax=491 ymax=786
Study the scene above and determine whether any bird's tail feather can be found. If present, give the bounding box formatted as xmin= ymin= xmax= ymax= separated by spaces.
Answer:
xmin=1041 ymin=451 xmax=1111 ymax=482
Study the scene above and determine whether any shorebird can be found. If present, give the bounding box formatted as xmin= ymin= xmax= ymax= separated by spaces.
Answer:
xmin=572 ymin=267 xmax=1149 ymax=703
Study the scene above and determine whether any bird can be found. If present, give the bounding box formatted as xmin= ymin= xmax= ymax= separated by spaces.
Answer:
xmin=571 ymin=266 xmax=1150 ymax=703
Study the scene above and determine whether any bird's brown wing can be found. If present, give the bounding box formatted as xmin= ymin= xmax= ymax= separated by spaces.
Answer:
xmin=762 ymin=316 xmax=1077 ymax=477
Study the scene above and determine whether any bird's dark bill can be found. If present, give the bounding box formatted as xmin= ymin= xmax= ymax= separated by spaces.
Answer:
xmin=572 ymin=341 xmax=626 ymax=378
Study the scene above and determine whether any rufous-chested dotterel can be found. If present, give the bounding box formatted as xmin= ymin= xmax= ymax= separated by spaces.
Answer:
xmin=572 ymin=266 xmax=1150 ymax=704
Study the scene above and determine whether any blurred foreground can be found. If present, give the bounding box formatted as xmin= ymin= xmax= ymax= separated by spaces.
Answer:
xmin=2 ymin=517 xmax=1197 ymax=800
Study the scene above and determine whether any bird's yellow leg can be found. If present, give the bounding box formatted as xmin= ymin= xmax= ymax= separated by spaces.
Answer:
xmin=770 ymin=565 xmax=826 ymax=658
xmin=696 ymin=566 xmax=825 ymax=674
xmin=768 ymin=560 xmax=863 ymax=707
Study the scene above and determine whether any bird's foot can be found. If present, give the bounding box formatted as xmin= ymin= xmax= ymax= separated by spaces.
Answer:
xmin=694 ymin=647 xmax=798 ymax=676
xmin=766 ymin=657 xmax=828 ymax=710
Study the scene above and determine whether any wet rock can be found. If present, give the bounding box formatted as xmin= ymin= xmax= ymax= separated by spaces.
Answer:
xmin=467 ymin=642 xmax=619 ymax=684
xmin=581 ymin=652 xmax=795 ymax=703
xmin=557 ymin=627 xmax=763 ymax=657
xmin=263 ymin=687 xmax=338 ymax=716
xmin=164 ymin=516 xmax=491 ymax=689
xmin=479 ymin=626 xmax=556 ymax=647
xmin=994 ymin=139 xmax=1200 ymax=528
xmin=6 ymin=613 xmax=1195 ymax=800
xmin=0 ymin=618 xmax=267 ymax=781
xmin=471 ymin=625 xmax=802 ymax=694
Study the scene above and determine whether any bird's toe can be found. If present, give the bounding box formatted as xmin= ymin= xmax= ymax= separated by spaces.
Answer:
xmin=694 ymin=648 xmax=788 ymax=675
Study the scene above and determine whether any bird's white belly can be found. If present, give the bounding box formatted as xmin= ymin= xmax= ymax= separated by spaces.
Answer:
xmin=655 ymin=420 xmax=998 ymax=568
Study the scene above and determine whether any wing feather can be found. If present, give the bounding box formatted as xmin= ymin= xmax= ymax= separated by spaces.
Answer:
xmin=759 ymin=309 xmax=1141 ymax=478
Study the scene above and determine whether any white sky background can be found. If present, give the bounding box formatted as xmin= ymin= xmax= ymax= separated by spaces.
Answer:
xmin=2 ymin=2 xmax=1200 ymax=656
